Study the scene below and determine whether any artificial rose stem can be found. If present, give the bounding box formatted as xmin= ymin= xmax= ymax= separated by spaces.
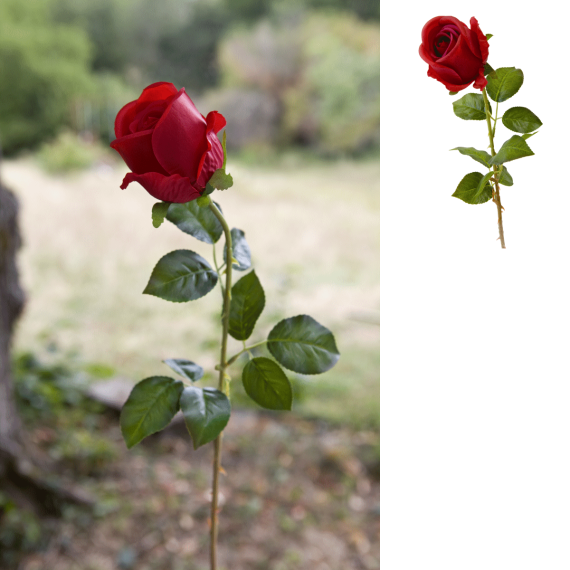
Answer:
xmin=482 ymin=88 xmax=506 ymax=249
xmin=206 ymin=198 xmax=233 ymax=570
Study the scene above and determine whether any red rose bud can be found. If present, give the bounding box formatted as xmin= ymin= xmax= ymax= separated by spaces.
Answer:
xmin=110 ymin=82 xmax=226 ymax=203
xmin=419 ymin=16 xmax=489 ymax=92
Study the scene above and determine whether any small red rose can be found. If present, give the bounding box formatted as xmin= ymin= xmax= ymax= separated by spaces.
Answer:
xmin=419 ymin=16 xmax=489 ymax=92
xmin=110 ymin=82 xmax=226 ymax=203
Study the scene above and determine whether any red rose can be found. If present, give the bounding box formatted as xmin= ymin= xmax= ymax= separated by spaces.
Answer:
xmin=419 ymin=16 xmax=489 ymax=92
xmin=110 ymin=82 xmax=226 ymax=203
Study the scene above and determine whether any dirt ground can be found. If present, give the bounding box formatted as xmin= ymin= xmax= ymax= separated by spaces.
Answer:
xmin=15 ymin=407 xmax=379 ymax=570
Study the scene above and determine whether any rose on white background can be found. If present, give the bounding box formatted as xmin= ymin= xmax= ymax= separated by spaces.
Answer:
xmin=381 ymin=2 xmax=570 ymax=569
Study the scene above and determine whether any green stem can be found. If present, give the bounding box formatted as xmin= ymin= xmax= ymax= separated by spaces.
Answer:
xmin=226 ymin=340 xmax=268 ymax=366
xmin=206 ymin=198 xmax=233 ymax=570
xmin=482 ymin=88 xmax=506 ymax=249
xmin=212 ymin=244 xmax=225 ymax=299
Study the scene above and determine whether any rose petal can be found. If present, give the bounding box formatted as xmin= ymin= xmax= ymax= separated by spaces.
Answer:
xmin=114 ymin=101 xmax=138 ymax=139
xmin=470 ymin=17 xmax=489 ymax=64
xmin=438 ymin=34 xmax=483 ymax=83
xmin=206 ymin=110 xmax=227 ymax=134
xmin=110 ymin=130 xmax=169 ymax=176
xmin=426 ymin=66 xmax=472 ymax=92
xmin=152 ymin=89 xmax=208 ymax=181
xmin=473 ymin=68 xmax=488 ymax=91
xmin=196 ymin=130 xmax=224 ymax=189
xmin=120 ymin=172 xmax=202 ymax=203
xmin=134 ymin=82 xmax=179 ymax=114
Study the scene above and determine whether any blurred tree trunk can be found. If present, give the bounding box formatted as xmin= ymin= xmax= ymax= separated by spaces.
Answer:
xmin=0 ymin=146 xmax=93 ymax=519
xmin=0 ymin=145 xmax=26 ymax=475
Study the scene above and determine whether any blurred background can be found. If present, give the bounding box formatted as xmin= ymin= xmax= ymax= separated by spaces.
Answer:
xmin=0 ymin=0 xmax=378 ymax=568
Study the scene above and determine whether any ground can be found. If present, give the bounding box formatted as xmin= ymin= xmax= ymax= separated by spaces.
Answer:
xmin=15 ymin=405 xmax=379 ymax=570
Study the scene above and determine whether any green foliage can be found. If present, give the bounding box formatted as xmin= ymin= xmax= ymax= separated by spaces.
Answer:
xmin=451 ymin=147 xmax=492 ymax=168
xmin=143 ymin=250 xmax=219 ymax=303
xmin=0 ymin=0 xmax=93 ymax=154
xmin=490 ymin=135 xmax=534 ymax=165
xmin=120 ymin=376 xmax=184 ymax=448
xmin=163 ymin=359 xmax=204 ymax=382
xmin=224 ymin=228 xmax=252 ymax=271
xmin=502 ymin=107 xmax=542 ymax=134
xmin=179 ymin=386 xmax=231 ymax=449
xmin=498 ymin=167 xmax=514 ymax=186
xmin=267 ymin=315 xmax=340 ymax=375
xmin=13 ymin=352 xmax=92 ymax=420
xmin=282 ymin=12 xmax=379 ymax=154
xmin=452 ymin=93 xmax=487 ymax=120
xmin=229 ymin=270 xmax=266 ymax=341
xmin=242 ymin=357 xmax=292 ymax=410
xmin=219 ymin=10 xmax=379 ymax=155
xmin=0 ymin=493 xmax=43 ymax=567
xmin=166 ymin=201 xmax=223 ymax=244
xmin=156 ymin=0 xmax=229 ymax=92
xmin=151 ymin=202 xmax=171 ymax=229
xmin=452 ymin=172 xmax=493 ymax=205
xmin=486 ymin=67 xmax=524 ymax=103
xmin=37 ymin=130 xmax=98 ymax=173
xmin=49 ymin=428 xmax=118 ymax=475
xmin=209 ymin=168 xmax=234 ymax=190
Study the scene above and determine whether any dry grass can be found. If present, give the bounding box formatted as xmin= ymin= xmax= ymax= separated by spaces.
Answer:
xmin=3 ymin=155 xmax=379 ymax=425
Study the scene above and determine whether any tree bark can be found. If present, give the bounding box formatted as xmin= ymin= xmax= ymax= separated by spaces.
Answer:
xmin=0 ymin=149 xmax=26 ymax=476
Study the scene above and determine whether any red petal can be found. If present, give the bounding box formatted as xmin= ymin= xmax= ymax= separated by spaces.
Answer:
xmin=114 ymin=100 xmax=138 ymax=139
xmin=120 ymin=172 xmax=202 ymax=203
xmin=473 ymin=68 xmax=488 ymax=91
xmin=196 ymin=131 xmax=224 ymax=188
xmin=110 ymin=130 xmax=169 ymax=176
xmin=426 ymin=66 xmax=472 ymax=92
xmin=152 ymin=89 xmax=208 ymax=181
xmin=134 ymin=82 xmax=179 ymax=113
xmin=470 ymin=17 xmax=489 ymax=64
xmin=206 ymin=110 xmax=226 ymax=134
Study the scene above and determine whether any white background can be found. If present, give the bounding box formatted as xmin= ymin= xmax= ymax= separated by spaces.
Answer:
xmin=381 ymin=2 xmax=570 ymax=568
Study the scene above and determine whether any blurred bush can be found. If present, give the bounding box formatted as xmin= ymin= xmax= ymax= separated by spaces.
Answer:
xmin=0 ymin=0 xmax=93 ymax=155
xmin=37 ymin=131 xmax=95 ymax=173
xmin=215 ymin=10 xmax=379 ymax=156
xmin=284 ymin=12 xmax=380 ymax=154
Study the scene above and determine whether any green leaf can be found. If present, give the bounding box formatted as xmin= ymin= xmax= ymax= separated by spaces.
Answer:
xmin=179 ymin=386 xmax=230 ymax=449
xmin=486 ymin=67 xmax=524 ymax=102
xmin=521 ymin=132 xmax=537 ymax=140
xmin=451 ymin=147 xmax=492 ymax=168
xmin=502 ymin=107 xmax=542 ymax=134
xmin=202 ymin=182 xmax=215 ymax=197
xmin=267 ymin=315 xmax=340 ymax=375
xmin=120 ymin=376 xmax=183 ymax=449
xmin=224 ymin=228 xmax=251 ymax=271
xmin=163 ymin=359 xmax=204 ymax=382
xmin=449 ymin=91 xmax=458 ymax=96
xmin=229 ymin=270 xmax=265 ymax=341
xmin=242 ymin=357 xmax=292 ymax=410
xmin=143 ymin=249 xmax=218 ymax=302
xmin=208 ymin=168 xmax=234 ymax=191
xmin=489 ymin=135 xmax=534 ymax=165
xmin=498 ymin=166 xmax=513 ymax=186
xmin=451 ymin=172 xmax=493 ymax=205
xmin=485 ymin=33 xmax=493 ymax=40
xmin=452 ymin=93 xmax=487 ymax=120
xmin=152 ymin=202 xmax=171 ymax=228
xmin=166 ymin=200 xmax=223 ymax=244
xmin=483 ymin=63 xmax=494 ymax=76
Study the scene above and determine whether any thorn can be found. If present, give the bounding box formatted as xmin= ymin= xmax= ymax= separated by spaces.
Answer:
xmin=219 ymin=466 xmax=227 ymax=475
